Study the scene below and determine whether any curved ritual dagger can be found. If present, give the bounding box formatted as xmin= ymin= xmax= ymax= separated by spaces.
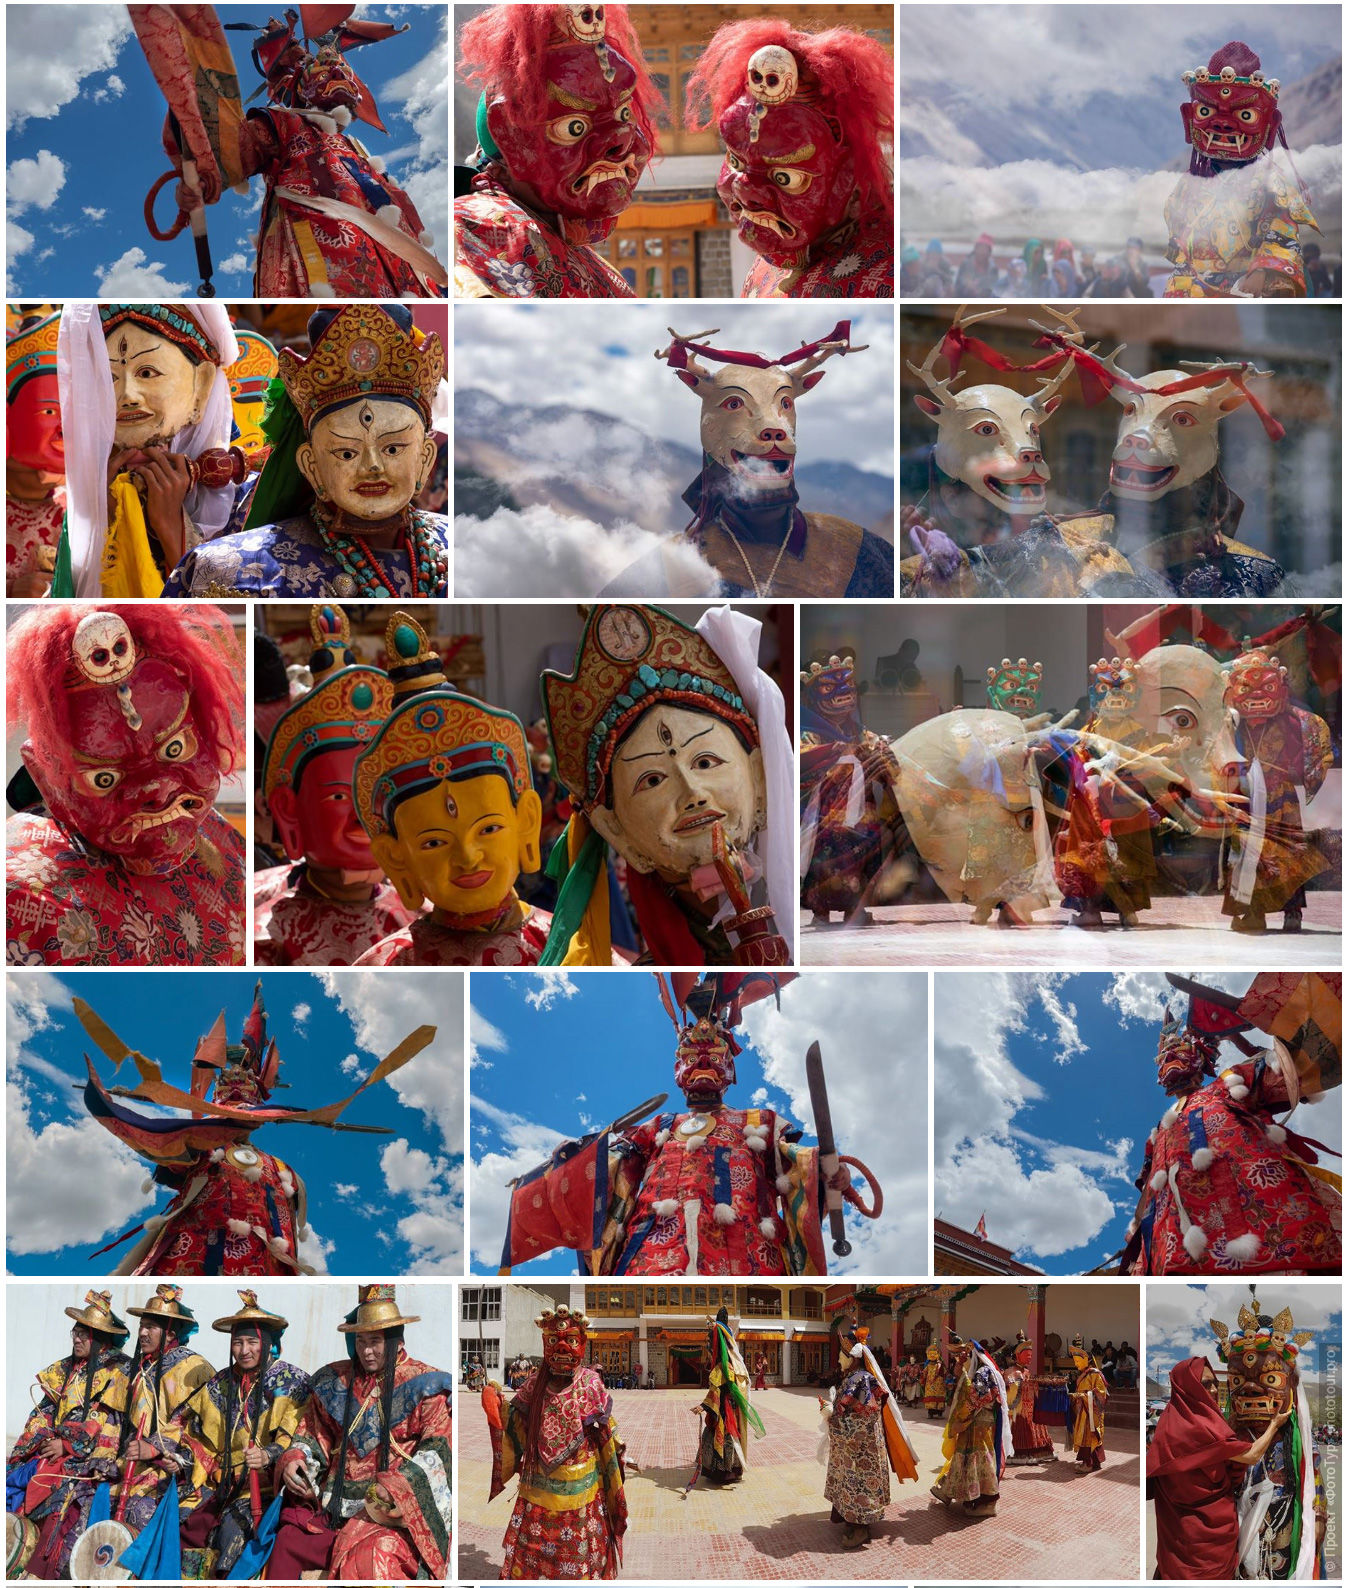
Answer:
xmin=74 ymin=997 xmax=435 ymax=1132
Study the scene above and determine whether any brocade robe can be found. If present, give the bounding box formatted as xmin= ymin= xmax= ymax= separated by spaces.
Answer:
xmin=740 ymin=212 xmax=894 ymax=299
xmin=455 ymin=174 xmax=634 ymax=299
xmin=252 ymin=864 xmax=416 ymax=966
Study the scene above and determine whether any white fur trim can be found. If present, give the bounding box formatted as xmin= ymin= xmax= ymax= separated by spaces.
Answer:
xmin=714 ymin=1203 xmax=736 ymax=1225
xmin=268 ymin=1236 xmax=290 ymax=1258
xmin=775 ymin=1174 xmax=792 ymax=1195
xmin=144 ymin=1214 xmax=167 ymax=1232
xmin=1160 ymin=1103 xmax=1181 ymax=1129
xmin=1266 ymin=1124 xmax=1288 ymax=1145
xmin=1182 ymin=1225 xmax=1209 ymax=1260
xmin=376 ymin=203 xmax=404 ymax=231
xmin=310 ymin=283 xmax=336 ymax=298
xmin=1223 ymin=1233 xmax=1262 ymax=1262
xmin=743 ymin=1122 xmax=768 ymax=1138
xmin=330 ymin=104 xmax=352 ymax=129
xmin=140 ymin=1177 xmax=156 ymax=1195
xmin=227 ymin=1218 xmax=250 ymax=1236
xmin=746 ymin=1136 xmax=768 ymax=1153
xmin=299 ymin=1225 xmax=311 ymax=1241
xmin=242 ymin=1166 xmax=264 ymax=1184
xmin=418 ymin=230 xmax=435 ymax=248
xmin=759 ymin=1218 xmax=777 ymax=1240
xmin=653 ymin=1198 xmax=679 ymax=1217
xmin=1191 ymin=1148 xmax=1215 ymax=1171
xmin=654 ymin=1129 xmax=671 ymax=1148
xmin=1229 ymin=1084 xmax=1250 ymax=1100
xmin=210 ymin=1148 xmax=226 ymax=1163
xmin=279 ymin=1169 xmax=296 ymax=1198
xmin=368 ymin=155 xmax=386 ymax=174
xmin=1150 ymin=1170 xmax=1168 ymax=1192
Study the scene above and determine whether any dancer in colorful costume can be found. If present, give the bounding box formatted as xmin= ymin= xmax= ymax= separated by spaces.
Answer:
xmin=255 ymin=605 xmax=413 ymax=965
xmin=5 ymin=1292 xmax=133 ymax=1580
xmin=6 ymin=309 xmax=64 ymax=596
xmin=499 ymin=975 xmax=882 ymax=1275
xmin=931 ymin=1336 xmax=1010 ymax=1518
xmin=178 ymin=1292 xmax=312 ymax=1578
xmin=800 ymin=653 xmax=902 ymax=925
xmin=485 ymin=1304 xmax=627 ymax=1579
xmin=71 ymin=1287 xmax=215 ymax=1576
xmin=1222 ymin=651 xmax=1333 ymax=934
xmin=164 ymin=305 xmax=447 ymax=597
xmin=824 ymin=1322 xmax=917 ymax=1549
xmin=455 ymin=3 xmax=661 ymax=298
xmin=53 ymin=302 xmax=244 ymax=597
xmin=617 ymin=324 xmax=890 ymax=598
xmin=78 ymin=982 xmax=434 ymax=1275
xmin=5 ymin=604 xmax=246 ymax=966
xmin=1147 ymin=1355 xmax=1287 ymax=1581
xmin=1054 ymin=655 xmax=1157 ymax=929
xmin=1211 ymin=1293 xmax=1325 ymax=1578
xmin=1069 ymin=1336 xmax=1108 ymax=1472
xmin=1164 ymin=43 xmax=1317 ymax=298
xmin=353 ymin=614 xmax=555 ymax=966
xmin=921 ymin=1346 xmax=946 ymax=1419
xmin=269 ymin=1286 xmax=453 ymax=1580
xmin=694 ymin=1308 xmax=763 ymax=1487
xmin=135 ymin=5 xmax=445 ymax=297
xmin=1000 ymin=1333 xmax=1056 ymax=1465
xmin=540 ymin=603 xmax=795 ymax=966
xmin=685 ymin=20 xmax=894 ymax=297
xmin=1120 ymin=972 xmax=1341 ymax=1275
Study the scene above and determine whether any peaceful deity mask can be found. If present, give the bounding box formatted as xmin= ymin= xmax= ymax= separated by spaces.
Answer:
xmin=297 ymin=397 xmax=437 ymax=523
xmin=103 ymin=315 xmax=217 ymax=451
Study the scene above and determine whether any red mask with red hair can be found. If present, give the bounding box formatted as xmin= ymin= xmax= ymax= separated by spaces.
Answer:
xmin=8 ymin=605 xmax=243 ymax=873
xmin=1225 ymin=651 xmax=1291 ymax=720
xmin=458 ymin=4 xmax=661 ymax=235
xmin=1181 ymin=42 xmax=1284 ymax=174
xmin=686 ymin=21 xmax=894 ymax=268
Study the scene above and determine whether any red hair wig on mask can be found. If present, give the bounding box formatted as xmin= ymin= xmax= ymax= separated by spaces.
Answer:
xmin=457 ymin=3 xmax=663 ymax=153
xmin=7 ymin=604 xmax=245 ymax=783
xmin=685 ymin=20 xmax=894 ymax=216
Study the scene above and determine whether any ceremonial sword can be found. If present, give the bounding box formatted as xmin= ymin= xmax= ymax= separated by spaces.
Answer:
xmin=806 ymin=1040 xmax=850 ymax=1257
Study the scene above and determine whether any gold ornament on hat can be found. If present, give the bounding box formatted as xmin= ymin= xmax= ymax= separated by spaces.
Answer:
xmin=336 ymin=1282 xmax=422 ymax=1333
xmin=279 ymin=305 xmax=444 ymax=432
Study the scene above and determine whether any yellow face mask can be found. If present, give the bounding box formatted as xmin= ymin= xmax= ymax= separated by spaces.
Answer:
xmin=371 ymin=772 xmax=542 ymax=920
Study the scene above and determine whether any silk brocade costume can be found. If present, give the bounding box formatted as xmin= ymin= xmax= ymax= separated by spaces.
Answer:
xmin=741 ymin=213 xmax=893 ymax=299
xmin=1164 ymin=162 xmax=1316 ymax=297
xmin=252 ymin=863 xmax=415 ymax=966
xmin=825 ymin=1366 xmax=892 ymax=1523
xmin=455 ymin=176 xmax=634 ymax=299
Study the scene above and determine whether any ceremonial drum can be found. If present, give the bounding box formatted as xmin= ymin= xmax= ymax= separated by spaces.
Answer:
xmin=1034 ymin=1376 xmax=1071 ymax=1420
xmin=7 ymin=1513 xmax=38 ymax=1577
xmin=69 ymin=1517 xmax=134 ymax=1580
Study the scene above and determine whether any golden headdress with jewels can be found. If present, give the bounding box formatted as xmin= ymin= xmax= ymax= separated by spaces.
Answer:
xmin=279 ymin=304 xmax=444 ymax=431
xmin=353 ymin=612 xmax=531 ymax=840
xmin=1210 ymin=1296 xmax=1315 ymax=1366
xmin=541 ymin=603 xmax=758 ymax=812
xmin=262 ymin=604 xmax=392 ymax=803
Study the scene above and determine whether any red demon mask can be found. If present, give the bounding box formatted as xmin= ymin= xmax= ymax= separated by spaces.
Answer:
xmin=673 ymin=1015 xmax=738 ymax=1103
xmin=1181 ymin=42 xmax=1283 ymax=170
xmin=7 ymin=313 xmax=64 ymax=474
xmin=1225 ymin=652 xmax=1291 ymax=720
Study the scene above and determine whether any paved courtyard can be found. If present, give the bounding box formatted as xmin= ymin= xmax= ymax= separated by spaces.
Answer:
xmin=800 ymin=892 xmax=1341 ymax=967
xmin=458 ymin=1386 xmax=1141 ymax=1581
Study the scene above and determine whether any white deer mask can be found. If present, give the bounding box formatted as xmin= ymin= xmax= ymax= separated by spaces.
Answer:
xmin=1107 ymin=369 xmax=1248 ymax=501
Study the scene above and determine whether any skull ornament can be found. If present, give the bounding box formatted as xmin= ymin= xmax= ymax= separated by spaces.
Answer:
xmin=71 ymin=612 xmax=138 ymax=685
xmin=746 ymin=45 xmax=798 ymax=105
xmin=561 ymin=3 xmax=607 ymax=42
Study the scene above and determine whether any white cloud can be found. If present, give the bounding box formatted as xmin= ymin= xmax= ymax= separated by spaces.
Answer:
xmin=292 ymin=1001 xmax=312 ymax=1025
xmin=333 ymin=1182 xmax=359 ymax=1199
xmin=469 ymin=1098 xmax=570 ymax=1270
xmin=6 ymin=7 xmax=132 ymax=131
xmin=339 ymin=1052 xmax=366 ymax=1079
xmin=380 ymin=1137 xmax=463 ymax=1272
xmin=297 ymin=1223 xmax=333 ymax=1274
xmin=7 ymin=149 xmax=67 ymax=212
xmin=468 ymin=1007 xmax=506 ymax=1069
xmin=938 ymin=1136 xmax=1115 ymax=1258
xmin=93 ymin=247 xmax=191 ymax=297
xmin=91 ymin=72 xmax=125 ymax=104
xmin=522 ymin=970 xmax=579 ymax=1012
xmin=82 ymin=205 xmax=106 ymax=221
xmin=378 ymin=12 xmax=449 ymax=265
xmin=219 ymin=252 xmax=251 ymax=275
xmin=7 ymin=221 xmax=35 ymax=278
xmin=1036 ymin=977 xmax=1087 ymax=1065
xmin=454 ymin=505 xmax=721 ymax=600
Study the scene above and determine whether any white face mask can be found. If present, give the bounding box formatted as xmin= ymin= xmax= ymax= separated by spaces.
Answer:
xmin=106 ymin=323 xmax=215 ymax=449
xmin=589 ymin=703 xmax=765 ymax=879
xmin=298 ymin=398 xmax=437 ymax=522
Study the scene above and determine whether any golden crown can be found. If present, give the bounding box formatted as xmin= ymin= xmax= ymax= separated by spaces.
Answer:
xmin=353 ymin=613 xmax=530 ymax=840
xmin=279 ymin=305 xmax=444 ymax=431
xmin=1210 ymin=1298 xmax=1314 ymax=1365
xmin=542 ymin=604 xmax=757 ymax=810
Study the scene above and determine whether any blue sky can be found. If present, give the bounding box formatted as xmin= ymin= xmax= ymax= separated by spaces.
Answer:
xmin=469 ymin=969 xmax=929 ymax=1277
xmin=934 ymin=972 xmax=1343 ymax=1273
xmin=6 ymin=3 xmax=448 ymax=297
xmin=7 ymin=968 xmax=463 ymax=1274
xmin=1146 ymin=1281 xmax=1342 ymax=1406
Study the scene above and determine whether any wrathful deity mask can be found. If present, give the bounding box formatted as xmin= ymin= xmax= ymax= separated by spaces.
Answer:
xmin=27 ymin=611 xmax=226 ymax=867
xmin=538 ymin=1305 xmax=589 ymax=1375
xmin=910 ymin=327 xmax=1071 ymax=515
xmin=1088 ymin=656 xmax=1142 ymax=722
xmin=298 ymin=397 xmax=437 ymax=524
xmin=483 ymin=11 xmax=653 ymax=223
xmin=354 ymin=615 xmax=542 ymax=921
xmin=1106 ymin=368 xmax=1247 ymax=501
xmin=1211 ymin=1298 xmax=1313 ymax=1435
xmin=1182 ymin=43 xmax=1282 ymax=167
xmin=800 ymin=655 xmax=860 ymax=730
xmin=673 ymin=1015 xmax=738 ymax=1102
xmin=1155 ymin=1009 xmax=1219 ymax=1094
xmin=1225 ymin=652 xmax=1291 ymax=720
xmin=101 ymin=306 xmax=219 ymax=450
xmin=543 ymin=605 xmax=765 ymax=884
xmin=986 ymin=658 xmax=1043 ymax=718
xmin=7 ymin=311 xmax=63 ymax=473
xmin=262 ymin=607 xmax=392 ymax=873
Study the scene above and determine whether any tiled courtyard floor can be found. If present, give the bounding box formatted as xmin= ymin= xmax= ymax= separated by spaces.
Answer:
xmin=458 ymin=1386 xmax=1141 ymax=1580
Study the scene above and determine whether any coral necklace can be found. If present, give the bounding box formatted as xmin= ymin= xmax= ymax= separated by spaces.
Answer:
xmin=310 ymin=501 xmax=439 ymax=597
